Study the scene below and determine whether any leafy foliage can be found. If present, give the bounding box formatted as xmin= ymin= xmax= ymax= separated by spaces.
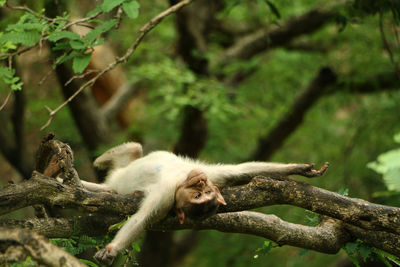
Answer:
xmin=132 ymin=58 xmax=241 ymax=122
xmin=0 ymin=0 xmax=399 ymax=266
xmin=50 ymin=235 xmax=105 ymax=256
xmin=9 ymin=256 xmax=36 ymax=267
xmin=0 ymin=67 xmax=23 ymax=90
xmin=343 ymin=240 xmax=400 ymax=267
xmin=0 ymin=0 xmax=141 ymax=90
xmin=253 ymin=240 xmax=279 ymax=258
xmin=368 ymin=133 xmax=400 ymax=192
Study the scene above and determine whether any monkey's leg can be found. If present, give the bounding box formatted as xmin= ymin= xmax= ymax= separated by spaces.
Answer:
xmin=94 ymin=142 xmax=143 ymax=170
xmin=81 ymin=180 xmax=114 ymax=192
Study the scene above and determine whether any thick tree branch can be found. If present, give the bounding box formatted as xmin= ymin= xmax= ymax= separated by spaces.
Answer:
xmin=1 ymin=171 xmax=399 ymax=235
xmin=2 ymin=212 xmax=400 ymax=257
xmin=345 ymin=224 xmax=400 ymax=257
xmin=0 ymin=212 xmax=349 ymax=255
xmin=1 ymin=137 xmax=399 ymax=258
xmin=0 ymin=90 xmax=33 ymax=179
xmin=1 ymin=172 xmax=400 ymax=256
xmin=0 ymin=227 xmax=86 ymax=267
xmin=218 ymin=8 xmax=336 ymax=66
xmin=154 ymin=212 xmax=350 ymax=254
xmin=0 ymin=216 xmax=122 ymax=238
xmin=221 ymin=176 xmax=400 ymax=234
xmin=250 ymin=67 xmax=337 ymax=161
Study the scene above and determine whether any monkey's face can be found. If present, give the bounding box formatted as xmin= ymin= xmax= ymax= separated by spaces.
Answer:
xmin=174 ymin=169 xmax=226 ymax=224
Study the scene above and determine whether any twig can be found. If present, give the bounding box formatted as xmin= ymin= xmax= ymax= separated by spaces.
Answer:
xmin=64 ymin=69 xmax=101 ymax=86
xmin=115 ymin=5 xmax=124 ymax=29
xmin=379 ymin=11 xmax=400 ymax=81
xmin=40 ymin=0 xmax=194 ymax=130
xmin=61 ymin=10 xmax=103 ymax=31
xmin=0 ymin=90 xmax=12 ymax=111
xmin=5 ymin=2 xmax=56 ymax=22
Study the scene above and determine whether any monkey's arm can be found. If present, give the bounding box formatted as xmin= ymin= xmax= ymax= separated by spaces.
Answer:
xmin=94 ymin=187 xmax=173 ymax=265
xmin=203 ymin=162 xmax=329 ymax=186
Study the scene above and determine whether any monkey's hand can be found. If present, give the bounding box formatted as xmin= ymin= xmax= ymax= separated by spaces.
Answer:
xmin=299 ymin=162 xmax=329 ymax=178
xmin=94 ymin=245 xmax=117 ymax=266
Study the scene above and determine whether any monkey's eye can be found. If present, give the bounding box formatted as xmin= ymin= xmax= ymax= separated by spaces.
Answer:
xmin=205 ymin=190 xmax=211 ymax=195
xmin=194 ymin=193 xmax=202 ymax=199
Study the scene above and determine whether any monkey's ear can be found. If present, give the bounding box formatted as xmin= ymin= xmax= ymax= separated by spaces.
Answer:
xmin=174 ymin=208 xmax=186 ymax=224
xmin=214 ymin=186 xmax=227 ymax=206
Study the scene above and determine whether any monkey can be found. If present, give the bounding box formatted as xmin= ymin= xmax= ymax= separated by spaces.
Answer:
xmin=78 ymin=142 xmax=328 ymax=265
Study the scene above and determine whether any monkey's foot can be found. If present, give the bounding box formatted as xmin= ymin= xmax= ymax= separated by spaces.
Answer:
xmin=94 ymin=245 xmax=117 ymax=266
xmin=301 ymin=162 xmax=329 ymax=178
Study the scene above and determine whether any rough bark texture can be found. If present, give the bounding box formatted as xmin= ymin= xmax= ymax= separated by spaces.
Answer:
xmin=1 ymin=171 xmax=400 ymax=257
xmin=0 ymin=227 xmax=86 ymax=267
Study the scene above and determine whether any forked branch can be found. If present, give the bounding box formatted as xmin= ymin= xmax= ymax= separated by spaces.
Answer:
xmin=40 ymin=0 xmax=194 ymax=130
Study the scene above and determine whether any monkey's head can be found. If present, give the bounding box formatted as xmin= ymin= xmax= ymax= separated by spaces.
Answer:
xmin=174 ymin=169 xmax=226 ymax=224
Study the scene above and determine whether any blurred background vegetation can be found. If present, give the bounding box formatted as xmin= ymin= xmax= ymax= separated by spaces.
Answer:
xmin=0 ymin=0 xmax=399 ymax=266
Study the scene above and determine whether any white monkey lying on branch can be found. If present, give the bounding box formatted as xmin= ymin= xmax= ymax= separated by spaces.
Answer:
xmin=79 ymin=142 xmax=328 ymax=265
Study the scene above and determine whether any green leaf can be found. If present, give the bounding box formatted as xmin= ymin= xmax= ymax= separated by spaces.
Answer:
xmin=101 ymin=0 xmax=125 ymax=12
xmin=344 ymin=242 xmax=358 ymax=255
xmin=368 ymin=148 xmax=400 ymax=191
xmin=347 ymin=254 xmax=361 ymax=267
xmin=7 ymin=23 xmax=44 ymax=32
xmin=49 ymin=31 xmax=80 ymax=42
xmin=109 ymin=217 xmax=128 ymax=232
xmin=80 ymin=259 xmax=99 ymax=267
xmin=0 ymin=31 xmax=41 ymax=46
xmin=54 ymin=50 xmax=79 ymax=67
xmin=0 ymin=0 xmax=6 ymax=6
xmin=72 ymin=53 xmax=92 ymax=73
xmin=0 ymin=67 xmax=14 ymax=78
xmin=394 ymin=132 xmax=400 ymax=143
xmin=337 ymin=187 xmax=349 ymax=196
xmin=84 ymin=19 xmax=117 ymax=45
xmin=52 ymin=41 xmax=71 ymax=51
xmin=11 ymin=81 xmax=23 ymax=91
xmin=70 ymin=39 xmax=87 ymax=50
xmin=358 ymin=243 xmax=373 ymax=261
xmin=86 ymin=5 xmax=102 ymax=17
xmin=123 ymin=1 xmax=140 ymax=19
xmin=132 ymin=242 xmax=141 ymax=252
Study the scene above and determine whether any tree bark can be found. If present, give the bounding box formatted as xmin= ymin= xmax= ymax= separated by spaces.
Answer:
xmin=1 ymin=171 xmax=400 ymax=255
xmin=0 ymin=227 xmax=86 ymax=267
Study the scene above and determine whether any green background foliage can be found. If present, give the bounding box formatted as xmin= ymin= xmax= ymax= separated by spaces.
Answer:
xmin=0 ymin=0 xmax=399 ymax=266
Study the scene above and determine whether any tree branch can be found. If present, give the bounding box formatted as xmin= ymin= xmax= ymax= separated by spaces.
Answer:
xmin=0 ymin=227 xmax=86 ymax=267
xmin=250 ymin=67 xmax=337 ymax=161
xmin=2 ymin=212 xmax=400 ymax=257
xmin=218 ymin=8 xmax=336 ymax=66
xmin=1 ymin=171 xmax=399 ymax=235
